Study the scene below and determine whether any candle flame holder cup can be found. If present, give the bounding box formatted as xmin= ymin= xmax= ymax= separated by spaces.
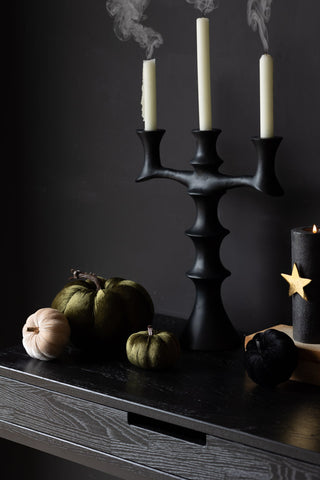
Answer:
xmin=137 ymin=128 xmax=283 ymax=351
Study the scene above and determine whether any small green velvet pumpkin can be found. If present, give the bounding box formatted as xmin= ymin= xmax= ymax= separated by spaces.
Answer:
xmin=126 ymin=326 xmax=180 ymax=370
xmin=51 ymin=269 xmax=154 ymax=353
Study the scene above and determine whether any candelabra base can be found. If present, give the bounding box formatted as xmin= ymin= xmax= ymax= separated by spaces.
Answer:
xmin=181 ymin=280 xmax=241 ymax=351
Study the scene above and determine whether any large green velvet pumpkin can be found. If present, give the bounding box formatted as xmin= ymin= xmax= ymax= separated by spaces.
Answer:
xmin=126 ymin=326 xmax=180 ymax=370
xmin=51 ymin=270 xmax=154 ymax=353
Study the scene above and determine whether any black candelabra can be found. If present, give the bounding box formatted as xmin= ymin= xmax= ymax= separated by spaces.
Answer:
xmin=137 ymin=128 xmax=283 ymax=351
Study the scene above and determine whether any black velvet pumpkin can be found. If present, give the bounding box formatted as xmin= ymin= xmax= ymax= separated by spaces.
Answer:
xmin=244 ymin=329 xmax=298 ymax=387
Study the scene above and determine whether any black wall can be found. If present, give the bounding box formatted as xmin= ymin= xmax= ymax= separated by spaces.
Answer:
xmin=3 ymin=0 xmax=320 ymax=476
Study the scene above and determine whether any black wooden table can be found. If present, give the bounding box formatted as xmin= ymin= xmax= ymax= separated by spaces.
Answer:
xmin=1 ymin=318 xmax=320 ymax=480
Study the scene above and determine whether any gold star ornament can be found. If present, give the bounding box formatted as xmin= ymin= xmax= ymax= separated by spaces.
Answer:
xmin=281 ymin=263 xmax=312 ymax=301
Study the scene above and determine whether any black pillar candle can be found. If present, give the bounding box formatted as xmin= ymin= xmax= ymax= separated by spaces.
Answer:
xmin=291 ymin=225 xmax=320 ymax=343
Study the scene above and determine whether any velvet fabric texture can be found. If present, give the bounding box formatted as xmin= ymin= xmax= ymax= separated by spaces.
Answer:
xmin=52 ymin=277 xmax=154 ymax=354
xmin=126 ymin=328 xmax=180 ymax=370
xmin=244 ymin=329 xmax=298 ymax=387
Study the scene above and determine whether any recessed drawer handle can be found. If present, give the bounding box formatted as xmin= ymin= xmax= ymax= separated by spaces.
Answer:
xmin=128 ymin=412 xmax=206 ymax=445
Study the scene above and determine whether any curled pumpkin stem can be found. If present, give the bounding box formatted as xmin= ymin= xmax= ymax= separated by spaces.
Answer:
xmin=70 ymin=269 xmax=103 ymax=291
xmin=27 ymin=327 xmax=39 ymax=334
xmin=147 ymin=325 xmax=153 ymax=336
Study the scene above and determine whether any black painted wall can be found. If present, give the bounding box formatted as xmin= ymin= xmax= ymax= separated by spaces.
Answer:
xmin=3 ymin=1 xmax=320 ymax=477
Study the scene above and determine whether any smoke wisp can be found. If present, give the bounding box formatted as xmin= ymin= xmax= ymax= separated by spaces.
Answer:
xmin=247 ymin=0 xmax=272 ymax=52
xmin=186 ymin=0 xmax=220 ymax=16
xmin=106 ymin=0 xmax=163 ymax=59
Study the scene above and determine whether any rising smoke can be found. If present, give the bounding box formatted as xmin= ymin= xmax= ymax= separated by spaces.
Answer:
xmin=247 ymin=0 xmax=272 ymax=52
xmin=186 ymin=0 xmax=220 ymax=16
xmin=106 ymin=0 xmax=163 ymax=59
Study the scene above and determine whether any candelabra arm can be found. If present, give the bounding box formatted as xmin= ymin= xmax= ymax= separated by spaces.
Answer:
xmin=214 ymin=174 xmax=254 ymax=191
xmin=212 ymin=137 xmax=283 ymax=196
xmin=136 ymin=129 xmax=192 ymax=188
xmin=137 ymin=166 xmax=193 ymax=187
xmin=150 ymin=167 xmax=193 ymax=186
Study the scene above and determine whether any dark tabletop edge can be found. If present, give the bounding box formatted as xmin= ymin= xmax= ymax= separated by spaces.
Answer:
xmin=1 ymin=363 xmax=319 ymax=467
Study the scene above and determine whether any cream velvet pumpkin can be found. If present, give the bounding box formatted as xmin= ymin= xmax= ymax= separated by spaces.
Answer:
xmin=22 ymin=308 xmax=71 ymax=361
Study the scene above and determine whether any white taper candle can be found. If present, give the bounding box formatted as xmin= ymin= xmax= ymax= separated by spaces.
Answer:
xmin=141 ymin=59 xmax=157 ymax=131
xmin=196 ymin=17 xmax=212 ymax=131
xmin=259 ymin=53 xmax=274 ymax=138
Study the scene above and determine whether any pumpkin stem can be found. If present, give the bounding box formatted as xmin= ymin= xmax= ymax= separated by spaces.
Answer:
xmin=70 ymin=269 xmax=103 ymax=291
xmin=147 ymin=325 xmax=153 ymax=336
xmin=27 ymin=327 xmax=39 ymax=334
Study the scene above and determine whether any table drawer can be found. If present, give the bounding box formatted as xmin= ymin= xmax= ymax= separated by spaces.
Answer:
xmin=1 ymin=377 xmax=319 ymax=480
